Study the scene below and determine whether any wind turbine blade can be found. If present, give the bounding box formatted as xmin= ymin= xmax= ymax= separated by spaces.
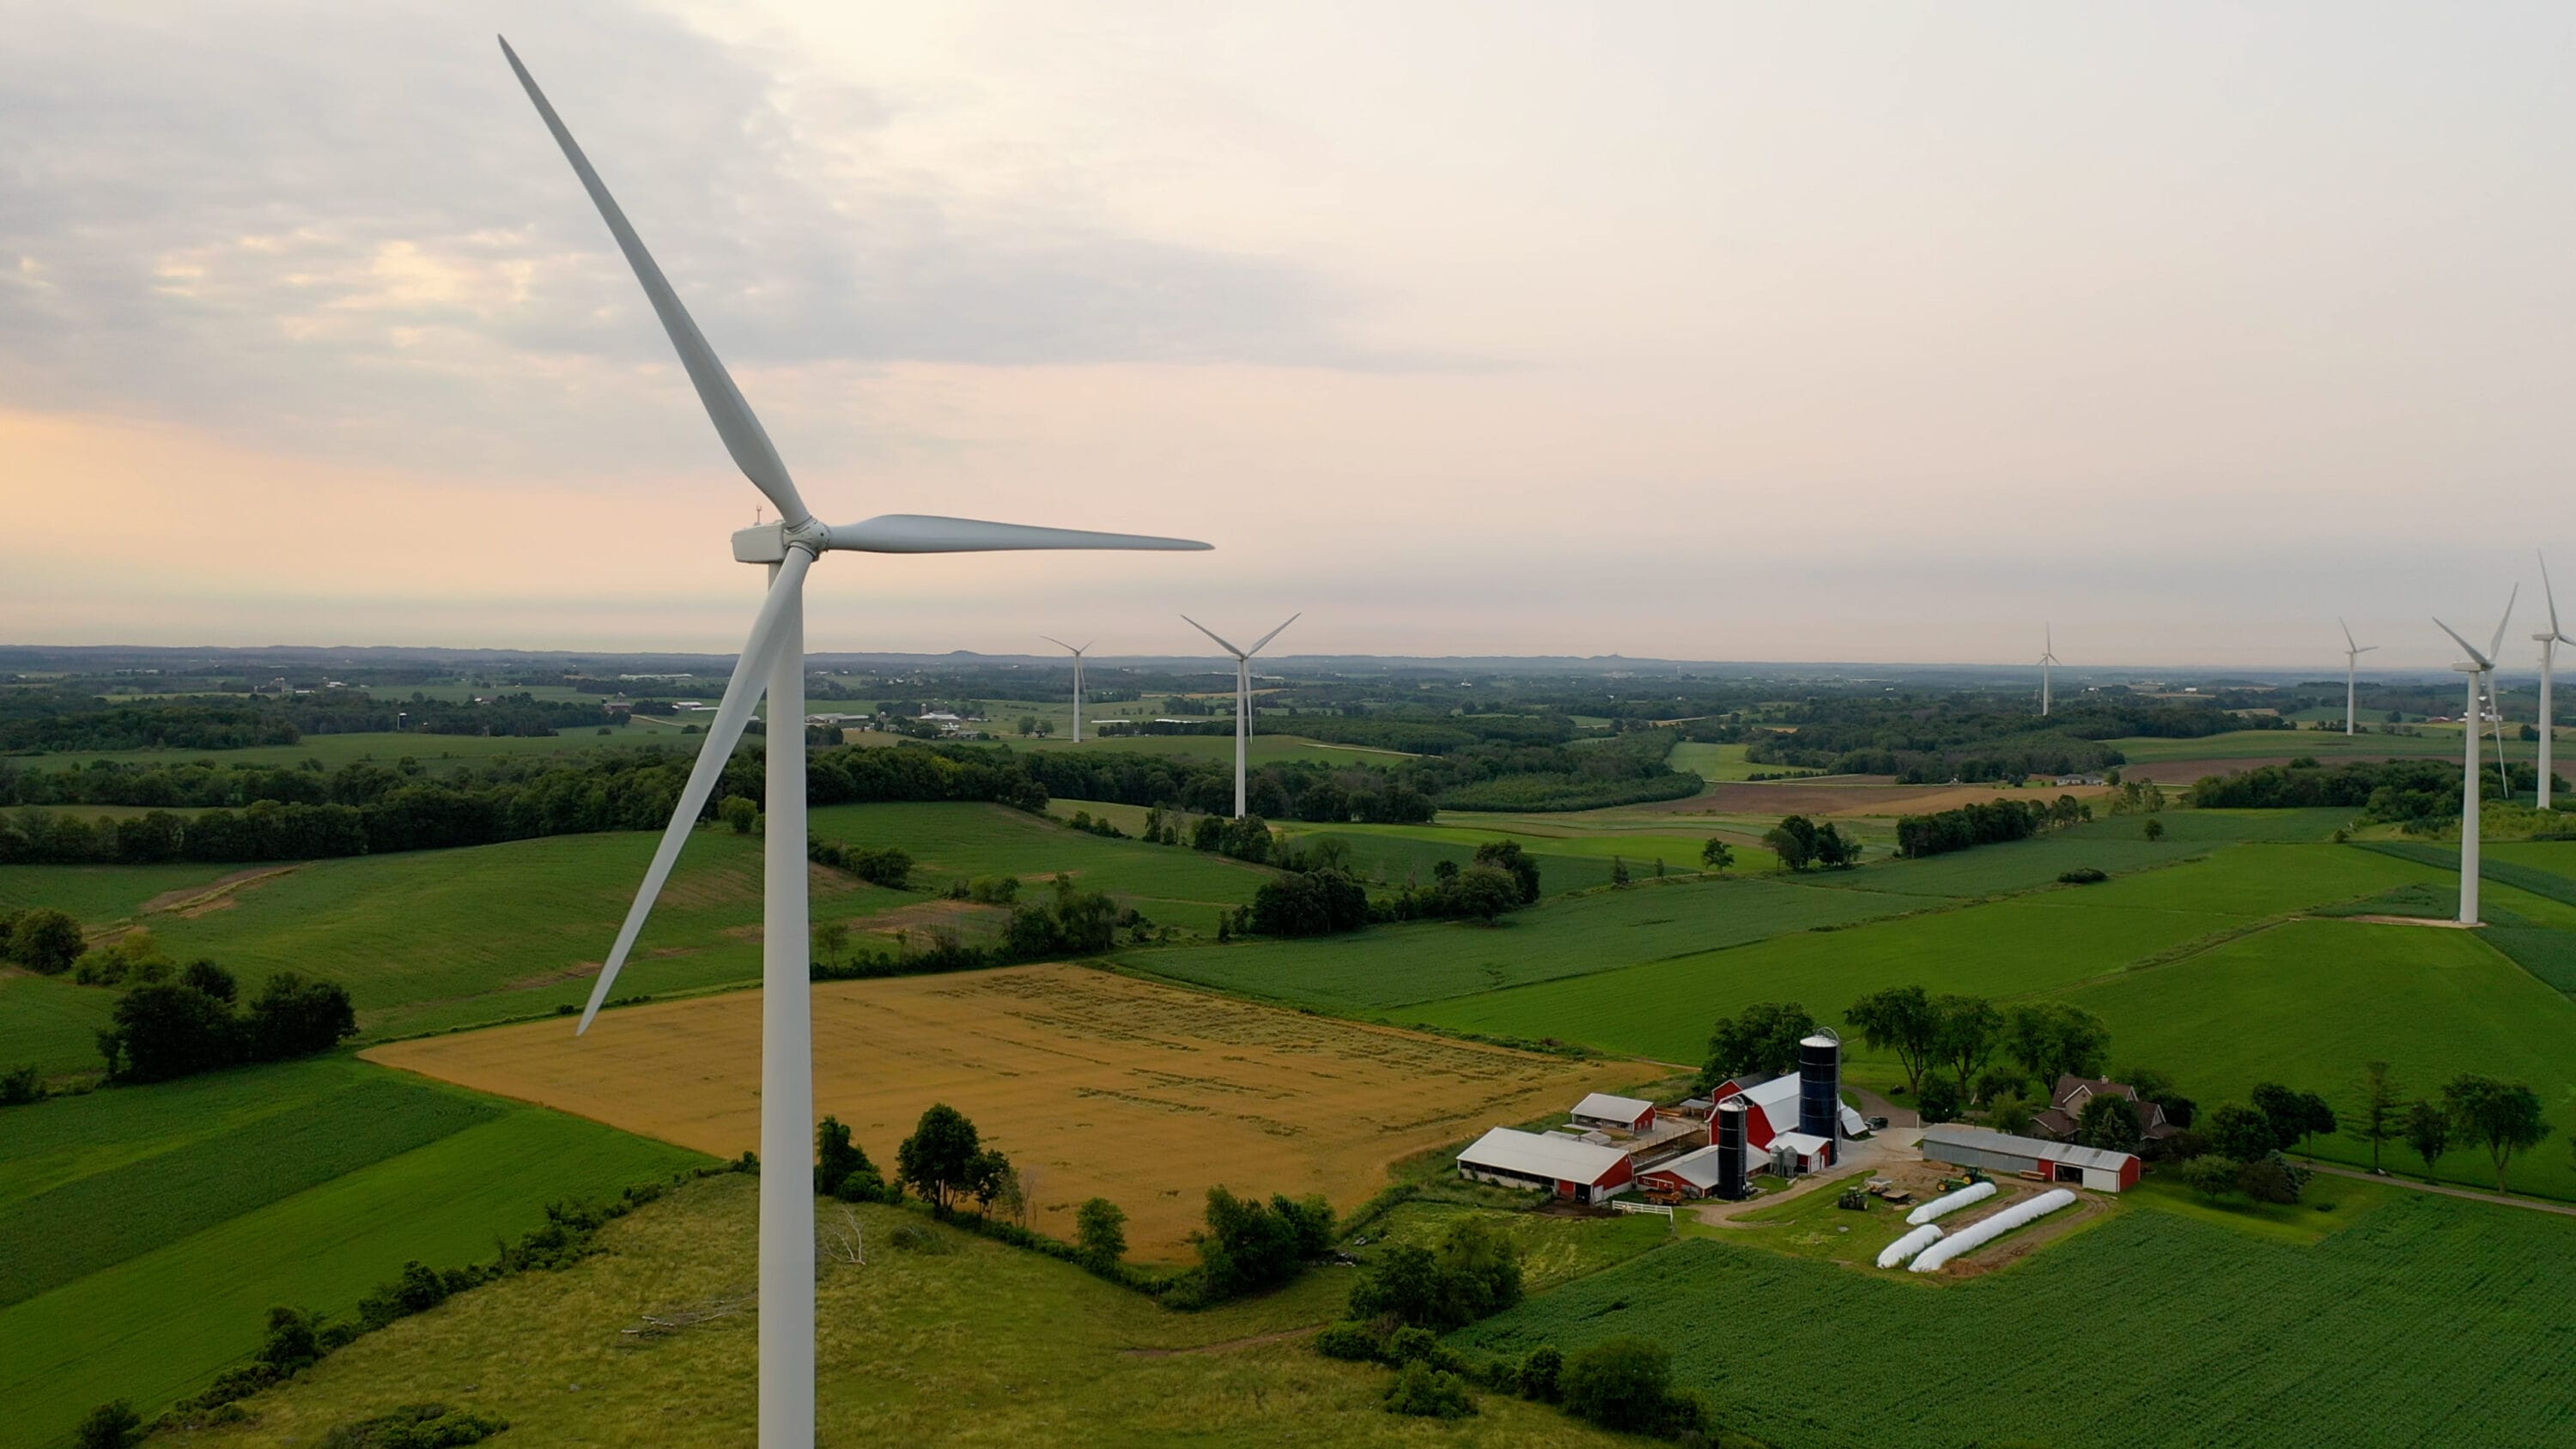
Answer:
xmin=1247 ymin=612 xmax=1301 ymax=657
xmin=498 ymin=37 xmax=811 ymax=528
xmin=2488 ymin=584 xmax=2519 ymax=663
xmin=1181 ymin=614 xmax=1246 ymax=657
xmin=2341 ymin=617 xmax=2357 ymax=652
xmin=2433 ymin=617 xmax=2491 ymax=668
xmin=2355 ymin=646 xmax=2379 ymax=654
xmin=576 ymin=547 xmax=812 ymax=1034
xmin=2543 ymin=552 xmax=2562 ymax=640
xmin=1078 ymin=641 xmax=1095 ymax=654
xmin=1040 ymin=635 xmax=1078 ymax=654
xmin=829 ymin=514 xmax=1210 ymax=554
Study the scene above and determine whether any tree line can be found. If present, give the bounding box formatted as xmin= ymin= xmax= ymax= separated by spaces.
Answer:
xmin=1893 ymin=794 xmax=2092 ymax=859
xmin=2190 ymin=756 xmax=2556 ymax=825
xmin=1 ymin=688 xmax=619 ymax=753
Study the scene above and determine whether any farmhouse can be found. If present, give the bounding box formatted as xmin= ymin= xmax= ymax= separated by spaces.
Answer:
xmin=2030 ymin=1075 xmax=2179 ymax=1144
xmin=1920 ymin=1123 xmax=2140 ymax=1192
xmin=1570 ymin=1091 xmax=1657 ymax=1133
xmin=1455 ymin=1126 xmax=1635 ymax=1203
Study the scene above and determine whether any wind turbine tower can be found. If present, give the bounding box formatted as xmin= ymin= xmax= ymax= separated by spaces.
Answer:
xmin=500 ymin=39 xmax=1208 ymax=1449
xmin=1042 ymin=636 xmax=1091 ymax=742
xmin=2434 ymin=587 xmax=2517 ymax=926
xmin=2037 ymin=627 xmax=2060 ymax=716
xmin=2536 ymin=555 xmax=2571 ymax=809
xmin=2339 ymin=619 xmax=2377 ymax=736
xmin=1182 ymin=614 xmax=1299 ymax=817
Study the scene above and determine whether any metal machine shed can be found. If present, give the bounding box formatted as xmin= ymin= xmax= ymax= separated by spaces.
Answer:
xmin=1919 ymin=1123 xmax=2141 ymax=1192
xmin=1456 ymin=1126 xmax=1636 ymax=1203
xmin=1637 ymin=1143 xmax=1731 ymax=1198
xmin=1571 ymin=1093 xmax=1657 ymax=1132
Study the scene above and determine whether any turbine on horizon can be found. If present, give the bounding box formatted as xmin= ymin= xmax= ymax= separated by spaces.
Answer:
xmin=1042 ymin=636 xmax=1093 ymax=742
xmin=499 ymin=38 xmax=1208 ymax=1449
xmin=2535 ymin=554 xmax=2572 ymax=810
xmin=1182 ymin=613 xmax=1298 ymax=818
xmin=2339 ymin=619 xmax=2378 ymax=737
xmin=2434 ymin=586 xmax=2517 ymax=926
xmin=2037 ymin=626 xmax=2060 ymax=716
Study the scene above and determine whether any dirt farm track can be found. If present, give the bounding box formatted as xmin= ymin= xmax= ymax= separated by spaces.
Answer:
xmin=366 ymin=964 xmax=1643 ymax=1259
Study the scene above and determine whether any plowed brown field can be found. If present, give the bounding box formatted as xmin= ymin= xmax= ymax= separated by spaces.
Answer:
xmin=365 ymin=964 xmax=1644 ymax=1259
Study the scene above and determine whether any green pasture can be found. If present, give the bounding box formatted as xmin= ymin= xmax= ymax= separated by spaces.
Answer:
xmin=0 ymin=1063 xmax=705 ymax=1449
xmin=1122 ymin=873 xmax=1926 ymax=1012
xmin=1666 ymin=741 xmax=1770 ymax=781
xmin=1017 ymin=731 xmax=1413 ymax=767
xmin=2060 ymin=919 xmax=2576 ymax=1200
xmin=808 ymin=801 xmax=1273 ymax=922
xmin=1806 ymin=832 xmax=2209 ymax=899
xmin=1456 ymin=1192 xmax=2576 ymax=1449
xmin=0 ymin=859 xmax=246 ymax=921
xmin=0 ymin=973 xmax=117 ymax=1076
xmin=1279 ymin=828 xmax=1619 ymax=895
xmin=2061 ymin=807 xmax=2358 ymax=843
xmin=2110 ymin=728 xmax=2520 ymax=763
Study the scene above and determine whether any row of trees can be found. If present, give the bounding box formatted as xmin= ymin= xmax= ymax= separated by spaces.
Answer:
xmin=1893 ymin=795 xmax=2091 ymax=859
xmin=1761 ymin=815 xmax=1858 ymax=871
xmin=1242 ymin=838 xmax=1544 ymax=939
xmin=94 ymin=961 xmax=357 ymax=1083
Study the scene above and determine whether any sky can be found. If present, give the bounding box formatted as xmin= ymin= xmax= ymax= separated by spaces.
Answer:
xmin=3 ymin=1 xmax=2570 ymax=669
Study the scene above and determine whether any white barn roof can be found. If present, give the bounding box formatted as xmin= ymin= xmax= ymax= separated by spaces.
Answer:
xmin=1458 ymin=1126 xmax=1630 ymax=1184
xmin=1572 ymin=1092 xmax=1656 ymax=1122
xmin=1921 ymin=1123 xmax=2137 ymax=1173
xmin=1773 ymin=1131 xmax=1833 ymax=1156
xmin=1722 ymin=1075 xmax=1868 ymax=1137
xmin=1644 ymin=1143 xmax=1732 ymax=1189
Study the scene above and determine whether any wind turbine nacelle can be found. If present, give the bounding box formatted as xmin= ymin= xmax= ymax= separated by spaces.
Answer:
xmin=732 ymin=523 xmax=789 ymax=564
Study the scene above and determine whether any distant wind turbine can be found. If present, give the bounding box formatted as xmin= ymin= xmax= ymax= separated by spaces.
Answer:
xmin=2037 ymin=627 xmax=2060 ymax=717
xmin=1042 ymin=636 xmax=1091 ymax=742
xmin=2535 ymin=554 xmax=2572 ymax=810
xmin=1182 ymin=613 xmax=1299 ymax=818
xmin=2433 ymin=585 xmax=2517 ymax=925
xmin=2339 ymin=619 xmax=2378 ymax=736
xmin=498 ymin=38 xmax=1208 ymax=1449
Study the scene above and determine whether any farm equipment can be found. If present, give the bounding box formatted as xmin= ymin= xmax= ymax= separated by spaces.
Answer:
xmin=1937 ymin=1167 xmax=1992 ymax=1192
xmin=1837 ymin=1186 xmax=1872 ymax=1211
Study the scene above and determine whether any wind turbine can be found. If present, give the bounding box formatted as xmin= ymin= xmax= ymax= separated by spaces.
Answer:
xmin=2536 ymin=554 xmax=2572 ymax=810
xmin=1181 ymin=613 xmax=1298 ymax=817
xmin=499 ymin=39 xmax=1207 ymax=1449
xmin=1041 ymin=636 xmax=1091 ymax=742
xmin=2339 ymin=619 xmax=2378 ymax=736
xmin=2037 ymin=627 xmax=2060 ymax=717
xmin=2433 ymin=586 xmax=2516 ymax=926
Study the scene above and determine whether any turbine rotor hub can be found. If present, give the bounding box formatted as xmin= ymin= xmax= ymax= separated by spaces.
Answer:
xmin=732 ymin=518 xmax=832 ymax=564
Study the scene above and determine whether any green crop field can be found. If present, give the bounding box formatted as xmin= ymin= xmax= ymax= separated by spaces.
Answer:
xmin=2110 ymin=728 xmax=2522 ymax=763
xmin=1123 ymin=873 xmax=1926 ymax=1012
xmin=167 ymin=1175 xmax=1628 ymax=1449
xmin=1278 ymin=828 xmax=1622 ymax=895
xmin=2058 ymin=918 xmax=2576 ymax=1199
xmin=1299 ymin=819 xmax=1776 ymax=870
xmin=1455 ymin=1193 xmax=2576 ymax=1449
xmin=1017 ymin=732 xmax=1413 ymax=767
xmin=1667 ymin=741 xmax=1771 ymax=781
xmin=0 ymin=973 xmax=120 ymax=1076
xmin=806 ymin=801 xmax=1274 ymax=920
xmin=1802 ymin=834 xmax=2210 ymax=899
xmin=2062 ymin=806 xmax=2358 ymax=843
xmin=0 ymin=1058 xmax=705 ymax=1449
xmin=0 ymin=859 xmax=246 ymax=922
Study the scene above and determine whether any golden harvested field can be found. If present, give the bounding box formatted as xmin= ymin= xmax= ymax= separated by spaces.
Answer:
xmin=367 ymin=965 xmax=1643 ymax=1260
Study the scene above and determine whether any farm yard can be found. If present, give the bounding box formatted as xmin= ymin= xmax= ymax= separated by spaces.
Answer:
xmin=365 ymin=963 xmax=1649 ymax=1258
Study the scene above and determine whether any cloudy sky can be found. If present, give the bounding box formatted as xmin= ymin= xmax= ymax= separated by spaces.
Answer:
xmin=4 ymin=1 xmax=2569 ymax=668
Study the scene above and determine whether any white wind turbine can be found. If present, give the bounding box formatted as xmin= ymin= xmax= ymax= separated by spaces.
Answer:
xmin=2339 ymin=619 xmax=2378 ymax=736
xmin=1181 ymin=613 xmax=1298 ymax=817
xmin=499 ymin=39 xmax=1208 ymax=1449
xmin=2037 ymin=626 xmax=2060 ymax=716
xmin=1041 ymin=636 xmax=1091 ymax=742
xmin=2433 ymin=586 xmax=2516 ymax=926
xmin=2535 ymin=554 xmax=2572 ymax=810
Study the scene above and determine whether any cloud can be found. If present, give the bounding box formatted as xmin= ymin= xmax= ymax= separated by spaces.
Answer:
xmin=0 ymin=0 xmax=1371 ymax=475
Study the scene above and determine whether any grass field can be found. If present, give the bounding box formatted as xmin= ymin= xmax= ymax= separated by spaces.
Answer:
xmin=8 ymin=723 xmax=687 ymax=773
xmin=367 ymin=963 xmax=1643 ymax=1260
xmin=2106 ymin=728 xmax=2505 ymax=762
xmin=1017 ymin=732 xmax=1413 ymax=767
xmin=1667 ymin=741 xmax=1771 ymax=781
xmin=0 ymin=858 xmax=245 ymax=921
xmin=1125 ymin=873 xmax=1929 ymax=1012
xmin=2059 ymin=918 xmax=2576 ymax=1199
xmin=806 ymin=801 xmax=1273 ymax=927
xmin=0 ymin=971 xmax=118 ymax=1076
xmin=0 ymin=1058 xmax=705 ymax=1449
xmin=1455 ymin=1192 xmax=2576 ymax=1449
xmin=171 ymin=1174 xmax=1629 ymax=1449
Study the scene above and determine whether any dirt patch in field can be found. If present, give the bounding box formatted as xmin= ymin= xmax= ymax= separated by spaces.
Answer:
xmin=140 ymin=866 xmax=298 ymax=918
xmin=364 ymin=964 xmax=1644 ymax=1261
xmin=2334 ymin=913 xmax=2481 ymax=930
xmin=837 ymin=899 xmax=1010 ymax=938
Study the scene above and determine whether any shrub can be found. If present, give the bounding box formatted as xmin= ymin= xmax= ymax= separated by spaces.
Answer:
xmin=1075 ymin=1197 xmax=1128 ymax=1271
xmin=1314 ymin=1320 xmax=1383 ymax=1362
xmin=0 ymin=1064 xmax=41 ymax=1106
xmin=967 ymin=874 xmax=1020 ymax=904
xmin=1915 ymin=1073 xmax=1963 ymax=1125
xmin=2057 ymin=867 xmax=2108 ymax=884
xmin=6 ymin=907 xmax=84 ymax=975
xmin=1561 ymin=1336 xmax=1673 ymax=1433
xmin=2180 ymin=1155 xmax=2243 ymax=1199
xmin=888 ymin=1222 xmax=955 ymax=1254
xmin=1381 ymin=1361 xmax=1475 ymax=1420
xmin=315 ymin=1403 xmax=510 ymax=1448
xmin=1517 ymin=1343 xmax=1563 ymax=1402
xmin=72 ymin=1400 xmax=143 ymax=1449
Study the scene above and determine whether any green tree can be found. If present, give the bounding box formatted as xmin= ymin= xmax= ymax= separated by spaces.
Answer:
xmin=7 ymin=907 xmax=84 ymax=975
xmin=1932 ymin=995 xmax=2004 ymax=1100
xmin=720 ymin=795 xmax=759 ymax=834
xmin=815 ymin=1115 xmax=884 ymax=1200
xmin=71 ymin=1400 xmax=143 ymax=1449
xmin=2179 ymin=1155 xmax=2241 ymax=1199
xmin=1764 ymin=815 xmax=1820 ymax=871
xmin=811 ymin=920 xmax=851 ymax=969
xmin=1698 ymin=838 xmax=1735 ymax=874
xmin=2251 ymin=1082 xmax=2336 ymax=1156
xmin=1989 ymin=1094 xmax=2036 ymax=1136
xmin=1448 ymin=865 xmax=1522 ymax=925
xmin=179 ymin=958 xmax=236 ymax=1002
xmin=1696 ymin=1001 xmax=1816 ymax=1088
xmin=1813 ymin=822 xmax=1857 ymax=869
xmin=1608 ymin=856 xmax=1631 ymax=888
xmin=2404 ymin=1099 xmax=2451 ymax=1180
xmin=258 ymin=1305 xmax=322 ymax=1373
xmin=98 ymin=980 xmax=240 ymax=1082
xmin=2005 ymin=1002 xmax=2111 ymax=1092
xmin=2143 ymin=816 xmax=2166 ymax=841
xmin=244 ymin=973 xmax=356 ymax=1061
xmin=2348 ymin=1061 xmax=2403 ymax=1173
xmin=2207 ymin=1103 xmax=2279 ymax=1163
xmin=1382 ymin=1361 xmax=1475 ymax=1419
xmin=1559 ymin=1337 xmax=1673 ymax=1433
xmin=1075 ymin=1197 xmax=1128 ymax=1270
xmin=1915 ymin=1073 xmax=1963 ymax=1125
xmin=896 ymin=1103 xmax=984 ymax=1210
xmin=1517 ymin=1344 xmax=1563 ymax=1402
xmin=2075 ymin=1092 xmax=2143 ymax=1155
xmin=1846 ymin=985 xmax=1939 ymax=1093
xmin=1470 ymin=840 xmax=1542 ymax=902
xmin=2443 ymin=1075 xmax=2553 ymax=1193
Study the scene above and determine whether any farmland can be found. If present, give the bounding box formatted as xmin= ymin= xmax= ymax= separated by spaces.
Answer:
xmin=165 ymin=1174 xmax=1631 ymax=1449
xmin=0 ymin=1057 xmax=705 ymax=1449
xmin=1458 ymin=1193 xmax=2576 ymax=1449
xmin=7 ymin=721 xmax=688 ymax=773
xmin=365 ymin=963 xmax=1646 ymax=1259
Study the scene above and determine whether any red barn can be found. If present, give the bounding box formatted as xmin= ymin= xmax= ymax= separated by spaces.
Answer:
xmin=1570 ymin=1092 xmax=1657 ymax=1133
xmin=1455 ymin=1127 xmax=1636 ymax=1204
